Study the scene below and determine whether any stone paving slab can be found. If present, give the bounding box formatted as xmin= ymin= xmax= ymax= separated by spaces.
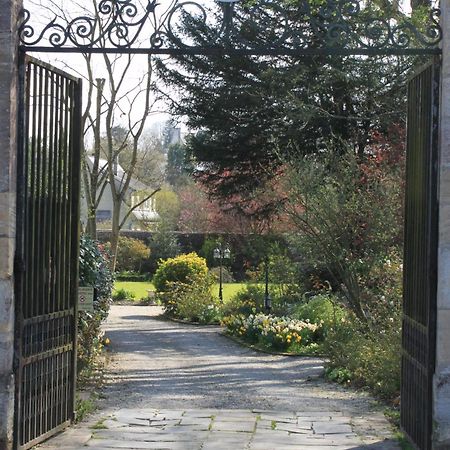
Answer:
xmin=36 ymin=408 xmax=399 ymax=450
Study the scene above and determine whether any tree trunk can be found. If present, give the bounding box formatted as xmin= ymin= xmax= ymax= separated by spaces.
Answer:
xmin=86 ymin=213 xmax=97 ymax=238
xmin=109 ymin=199 xmax=122 ymax=272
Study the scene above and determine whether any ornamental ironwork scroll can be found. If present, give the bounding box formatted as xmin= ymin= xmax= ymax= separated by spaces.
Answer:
xmin=19 ymin=0 xmax=442 ymax=55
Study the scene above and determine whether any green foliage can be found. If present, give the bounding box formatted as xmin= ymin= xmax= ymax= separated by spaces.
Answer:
xmin=323 ymin=315 xmax=402 ymax=400
xmin=248 ymin=244 xmax=301 ymax=306
xmin=161 ymin=274 xmax=220 ymax=324
xmin=292 ymin=294 xmax=347 ymax=339
xmin=79 ymin=235 xmax=114 ymax=302
xmin=221 ymin=285 xmax=266 ymax=317
xmin=199 ymin=236 xmax=219 ymax=268
xmin=395 ymin=432 xmax=416 ymax=450
xmin=115 ymin=271 xmax=149 ymax=282
xmin=153 ymin=252 xmax=208 ymax=292
xmin=154 ymin=189 xmax=181 ymax=229
xmin=285 ymin=142 xmax=404 ymax=322
xmin=115 ymin=237 xmax=150 ymax=273
xmin=166 ymin=143 xmax=194 ymax=187
xmin=147 ymin=225 xmax=181 ymax=274
xmin=78 ymin=235 xmax=114 ymax=376
xmin=223 ymin=282 xmax=300 ymax=318
xmin=112 ymin=288 xmax=136 ymax=301
xmin=155 ymin=5 xmax=426 ymax=211
xmin=75 ymin=394 xmax=98 ymax=423
xmin=250 ymin=243 xmax=298 ymax=280
xmin=325 ymin=367 xmax=353 ymax=384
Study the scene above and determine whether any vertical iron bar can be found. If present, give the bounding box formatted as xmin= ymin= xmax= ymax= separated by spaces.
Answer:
xmin=53 ymin=76 xmax=64 ymax=426
xmin=27 ymin=62 xmax=37 ymax=321
xmin=61 ymin=77 xmax=71 ymax=423
xmin=70 ymin=78 xmax=82 ymax=420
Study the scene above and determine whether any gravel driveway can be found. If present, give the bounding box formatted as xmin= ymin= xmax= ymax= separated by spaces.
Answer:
xmin=37 ymin=305 xmax=399 ymax=449
xmin=100 ymin=306 xmax=380 ymax=413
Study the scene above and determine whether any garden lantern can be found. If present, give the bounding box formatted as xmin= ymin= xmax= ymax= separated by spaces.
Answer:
xmin=213 ymin=243 xmax=231 ymax=303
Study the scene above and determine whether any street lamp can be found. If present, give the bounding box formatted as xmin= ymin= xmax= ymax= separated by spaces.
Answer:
xmin=264 ymin=256 xmax=272 ymax=313
xmin=213 ymin=244 xmax=231 ymax=303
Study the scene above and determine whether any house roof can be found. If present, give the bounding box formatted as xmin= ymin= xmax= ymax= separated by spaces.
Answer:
xmin=87 ymin=156 xmax=152 ymax=192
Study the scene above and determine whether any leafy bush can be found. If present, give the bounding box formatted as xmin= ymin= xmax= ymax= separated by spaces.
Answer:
xmin=323 ymin=316 xmax=401 ymax=400
xmin=221 ymin=285 xmax=266 ymax=317
xmin=222 ymin=313 xmax=320 ymax=352
xmin=115 ymin=237 xmax=150 ymax=273
xmin=249 ymin=245 xmax=300 ymax=293
xmin=160 ymin=274 xmax=220 ymax=323
xmin=78 ymin=235 xmax=114 ymax=378
xmin=222 ymin=284 xmax=299 ymax=318
xmin=292 ymin=294 xmax=347 ymax=339
xmin=112 ymin=288 xmax=136 ymax=302
xmin=153 ymin=252 xmax=208 ymax=292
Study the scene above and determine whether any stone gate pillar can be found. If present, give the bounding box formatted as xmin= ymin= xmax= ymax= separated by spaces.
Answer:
xmin=435 ymin=0 xmax=450 ymax=448
xmin=0 ymin=0 xmax=20 ymax=449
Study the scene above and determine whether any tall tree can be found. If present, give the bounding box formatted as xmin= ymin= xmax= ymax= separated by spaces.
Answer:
xmin=155 ymin=1 xmax=428 ymax=214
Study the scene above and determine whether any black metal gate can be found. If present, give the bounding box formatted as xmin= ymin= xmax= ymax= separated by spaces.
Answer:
xmin=14 ymin=56 xmax=82 ymax=450
xmin=401 ymin=60 xmax=440 ymax=450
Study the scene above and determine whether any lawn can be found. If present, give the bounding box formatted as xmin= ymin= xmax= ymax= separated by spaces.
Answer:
xmin=114 ymin=281 xmax=246 ymax=302
xmin=114 ymin=281 xmax=156 ymax=300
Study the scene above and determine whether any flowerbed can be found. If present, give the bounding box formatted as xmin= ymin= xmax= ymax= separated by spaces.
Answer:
xmin=222 ymin=313 xmax=321 ymax=353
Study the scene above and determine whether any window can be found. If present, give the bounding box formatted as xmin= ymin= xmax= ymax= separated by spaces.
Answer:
xmin=96 ymin=210 xmax=111 ymax=222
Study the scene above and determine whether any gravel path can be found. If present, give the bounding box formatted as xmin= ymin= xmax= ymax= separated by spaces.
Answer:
xmin=38 ymin=305 xmax=399 ymax=449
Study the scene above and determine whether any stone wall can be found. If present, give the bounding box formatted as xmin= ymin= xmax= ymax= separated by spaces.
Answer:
xmin=434 ymin=0 xmax=450 ymax=448
xmin=0 ymin=1 xmax=20 ymax=449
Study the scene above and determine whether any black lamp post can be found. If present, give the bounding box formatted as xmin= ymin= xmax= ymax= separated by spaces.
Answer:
xmin=214 ymin=244 xmax=231 ymax=303
xmin=264 ymin=256 xmax=272 ymax=313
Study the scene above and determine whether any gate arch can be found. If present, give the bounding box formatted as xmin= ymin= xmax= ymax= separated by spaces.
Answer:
xmin=14 ymin=1 xmax=444 ymax=449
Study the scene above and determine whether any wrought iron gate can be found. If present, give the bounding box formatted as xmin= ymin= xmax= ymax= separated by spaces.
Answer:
xmin=14 ymin=56 xmax=82 ymax=450
xmin=401 ymin=60 xmax=440 ymax=450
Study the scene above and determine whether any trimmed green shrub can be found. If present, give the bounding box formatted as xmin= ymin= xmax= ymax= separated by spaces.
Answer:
xmin=153 ymin=252 xmax=208 ymax=292
xmin=160 ymin=274 xmax=219 ymax=324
